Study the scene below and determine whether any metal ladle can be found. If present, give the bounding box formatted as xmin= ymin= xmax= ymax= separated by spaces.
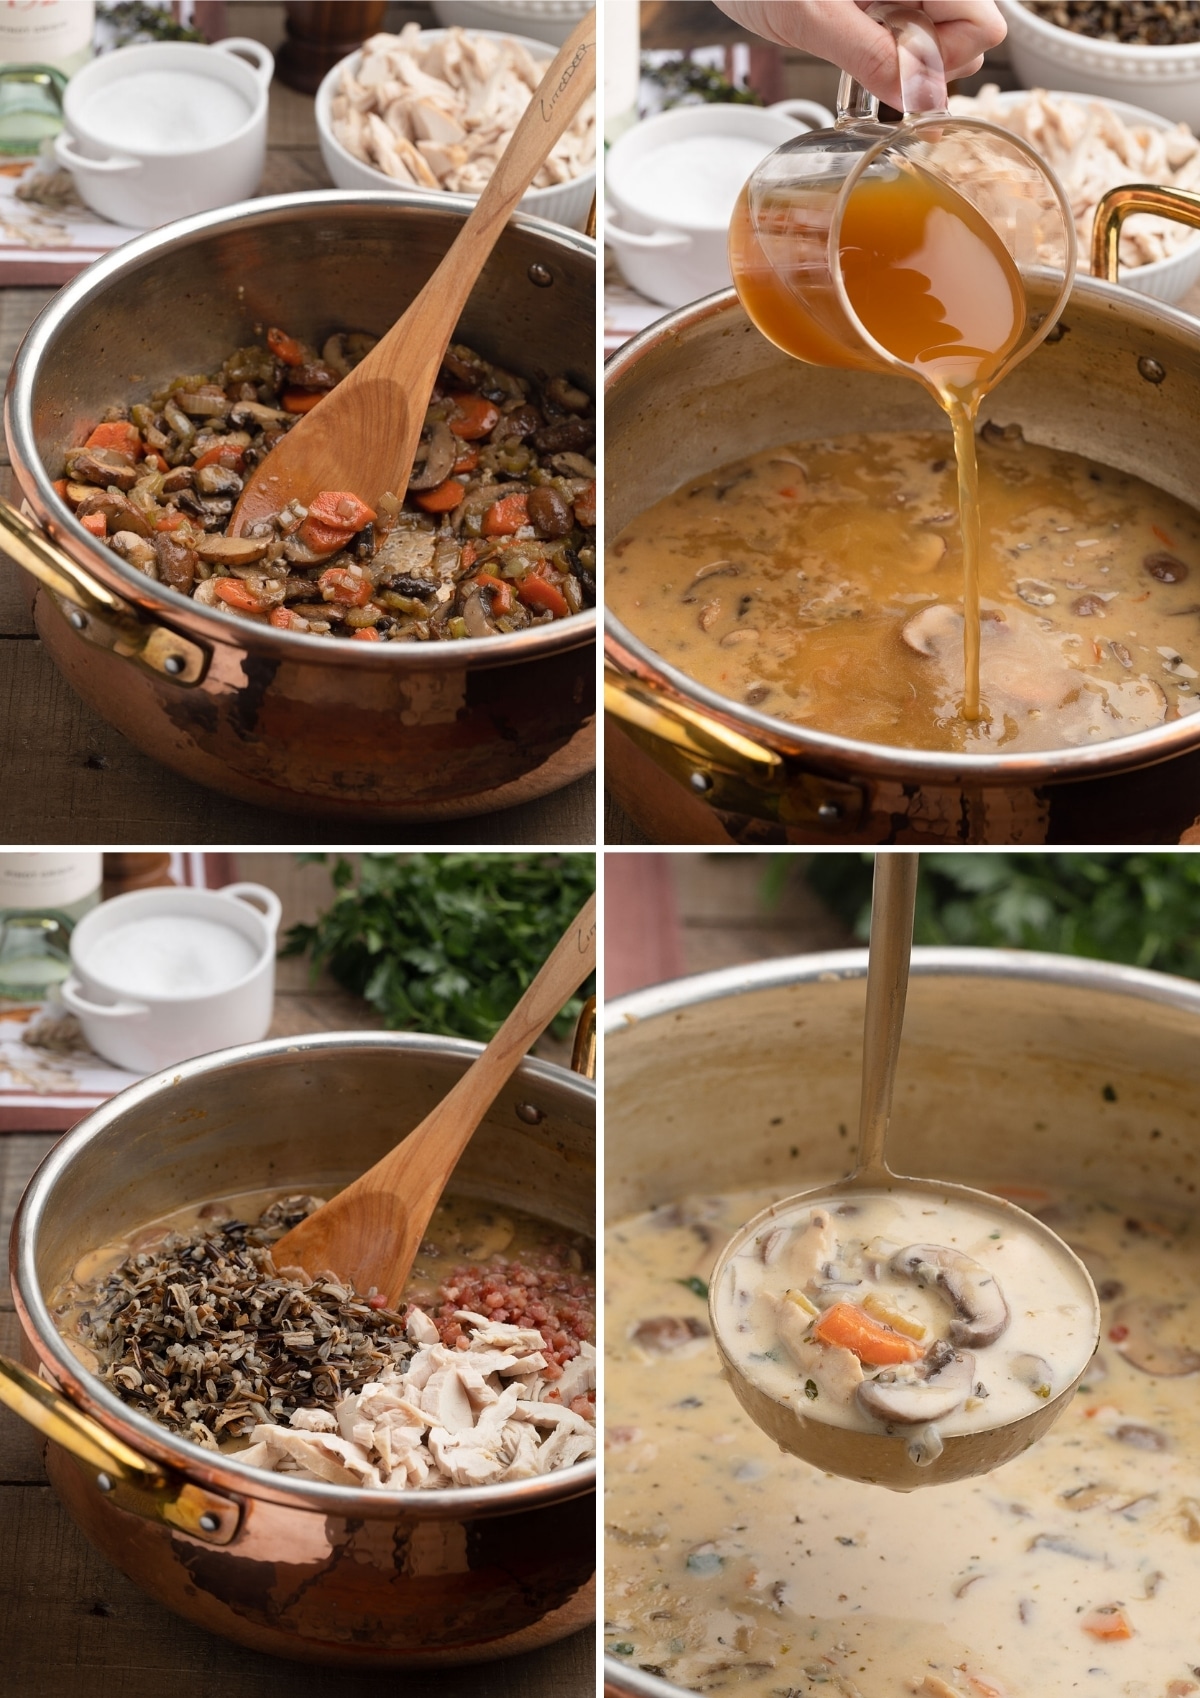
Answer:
xmin=708 ymin=853 xmax=1100 ymax=1489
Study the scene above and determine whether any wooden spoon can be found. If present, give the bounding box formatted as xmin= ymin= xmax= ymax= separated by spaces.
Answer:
xmin=231 ymin=10 xmax=596 ymax=533
xmin=270 ymin=891 xmax=596 ymax=1305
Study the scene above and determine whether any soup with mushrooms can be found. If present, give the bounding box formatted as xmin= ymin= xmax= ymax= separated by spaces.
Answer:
xmin=607 ymin=427 xmax=1200 ymax=753
xmin=607 ymin=1188 xmax=1200 ymax=1695
xmin=55 ymin=1189 xmax=595 ymax=1490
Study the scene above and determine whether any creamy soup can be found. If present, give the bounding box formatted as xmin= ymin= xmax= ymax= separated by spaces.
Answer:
xmin=607 ymin=1188 xmax=1200 ymax=1696
xmin=715 ymin=1192 xmax=1096 ymax=1464
xmin=607 ymin=428 xmax=1200 ymax=754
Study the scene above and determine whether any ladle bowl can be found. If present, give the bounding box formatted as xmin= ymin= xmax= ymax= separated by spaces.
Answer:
xmin=709 ymin=1174 xmax=1100 ymax=1489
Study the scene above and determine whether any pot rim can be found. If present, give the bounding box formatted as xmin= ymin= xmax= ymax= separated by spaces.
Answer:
xmin=604 ymin=277 xmax=1200 ymax=783
xmin=11 ymin=1028 xmax=596 ymax=1521
xmin=602 ymin=942 xmax=1200 ymax=1698
xmin=4 ymin=188 xmax=596 ymax=672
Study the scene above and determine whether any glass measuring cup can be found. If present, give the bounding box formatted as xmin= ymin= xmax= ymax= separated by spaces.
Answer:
xmin=729 ymin=4 xmax=1077 ymax=722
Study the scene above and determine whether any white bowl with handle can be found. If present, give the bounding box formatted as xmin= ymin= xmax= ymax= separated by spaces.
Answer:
xmin=61 ymin=882 xmax=282 ymax=1073
xmin=999 ymin=0 xmax=1200 ymax=126
xmin=315 ymin=28 xmax=596 ymax=232
xmin=604 ymin=99 xmax=835 ymax=309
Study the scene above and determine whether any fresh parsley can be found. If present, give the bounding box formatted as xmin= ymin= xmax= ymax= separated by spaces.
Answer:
xmin=282 ymin=853 xmax=595 ymax=1042
xmin=676 ymin=1276 xmax=709 ymax=1300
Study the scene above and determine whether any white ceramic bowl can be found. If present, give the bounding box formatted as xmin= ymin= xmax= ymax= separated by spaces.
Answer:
xmin=61 ymin=882 xmax=281 ymax=1073
xmin=604 ymin=100 xmax=835 ymax=309
xmin=953 ymin=86 xmax=1200 ymax=303
xmin=1000 ymin=0 xmax=1200 ymax=126
xmin=54 ymin=37 xmax=274 ymax=227
xmin=432 ymin=1 xmax=591 ymax=48
xmin=315 ymin=28 xmax=595 ymax=232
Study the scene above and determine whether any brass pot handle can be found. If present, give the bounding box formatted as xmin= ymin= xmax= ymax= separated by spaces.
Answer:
xmin=604 ymin=665 xmax=865 ymax=832
xmin=0 ymin=498 xmax=208 ymax=685
xmin=0 ymin=1353 xmax=240 ymax=1544
xmin=1091 ymin=183 xmax=1200 ymax=283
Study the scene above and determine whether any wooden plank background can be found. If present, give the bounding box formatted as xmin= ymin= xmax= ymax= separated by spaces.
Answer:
xmin=0 ymin=853 xmax=593 ymax=1694
xmin=0 ymin=2 xmax=594 ymax=845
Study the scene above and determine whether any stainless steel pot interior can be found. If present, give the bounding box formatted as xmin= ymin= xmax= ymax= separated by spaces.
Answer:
xmin=6 ymin=189 xmax=595 ymax=667
xmin=13 ymin=1030 xmax=595 ymax=1518
xmin=605 ymin=277 xmax=1200 ymax=782
xmin=602 ymin=947 xmax=1200 ymax=1698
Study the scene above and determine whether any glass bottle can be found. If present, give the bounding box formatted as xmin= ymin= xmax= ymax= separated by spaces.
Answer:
xmin=0 ymin=0 xmax=94 ymax=155
xmin=0 ymin=851 xmax=102 ymax=999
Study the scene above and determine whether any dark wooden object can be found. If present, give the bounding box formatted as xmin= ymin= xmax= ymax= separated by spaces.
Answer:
xmin=275 ymin=1 xmax=389 ymax=93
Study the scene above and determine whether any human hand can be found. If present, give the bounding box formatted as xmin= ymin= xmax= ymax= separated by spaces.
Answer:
xmin=712 ymin=1 xmax=1006 ymax=111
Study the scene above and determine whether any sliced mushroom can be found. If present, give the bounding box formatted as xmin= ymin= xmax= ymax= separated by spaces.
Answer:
xmin=857 ymin=1341 xmax=976 ymax=1426
xmin=631 ymin=1316 xmax=708 ymax=1354
xmin=1009 ymin=1352 xmax=1055 ymax=1398
xmin=406 ymin=419 xmax=458 ymax=491
xmin=902 ymin=602 xmax=961 ymax=658
xmin=194 ymin=534 xmax=272 ymax=568
xmin=890 ymin=1244 xmax=1011 ymax=1348
xmin=109 ymin=530 xmax=156 ymax=576
xmin=1109 ymin=1297 xmax=1200 ymax=1376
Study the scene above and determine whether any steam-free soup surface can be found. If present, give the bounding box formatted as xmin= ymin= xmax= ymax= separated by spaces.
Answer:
xmin=608 ymin=429 xmax=1200 ymax=753
xmin=607 ymin=1187 xmax=1200 ymax=1696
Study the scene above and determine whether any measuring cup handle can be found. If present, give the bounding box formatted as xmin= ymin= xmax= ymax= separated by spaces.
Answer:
xmin=836 ymin=3 xmax=949 ymax=123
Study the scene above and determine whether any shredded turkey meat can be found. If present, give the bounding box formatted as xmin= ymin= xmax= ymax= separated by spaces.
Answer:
xmin=238 ymin=1307 xmax=596 ymax=1489
xmin=330 ymin=24 xmax=596 ymax=194
xmin=949 ymin=84 xmax=1200 ymax=268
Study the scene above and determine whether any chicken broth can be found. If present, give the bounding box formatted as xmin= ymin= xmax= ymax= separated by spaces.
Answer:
xmin=607 ymin=428 xmax=1200 ymax=753
xmin=53 ymin=1187 xmax=596 ymax=1490
xmin=607 ymin=1188 xmax=1200 ymax=1696
xmin=716 ymin=1192 xmax=1095 ymax=1465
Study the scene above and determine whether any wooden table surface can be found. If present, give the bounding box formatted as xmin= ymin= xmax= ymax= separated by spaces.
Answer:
xmin=0 ymin=854 xmax=594 ymax=1696
xmin=0 ymin=2 xmax=594 ymax=846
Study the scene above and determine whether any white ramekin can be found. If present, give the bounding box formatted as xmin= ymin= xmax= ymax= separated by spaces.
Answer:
xmin=432 ymin=1 xmax=591 ymax=47
xmin=61 ymin=883 xmax=281 ymax=1073
xmin=604 ymin=100 xmax=835 ymax=309
xmin=952 ymin=85 xmax=1200 ymax=303
xmin=315 ymin=28 xmax=596 ymax=232
xmin=54 ymin=38 xmax=274 ymax=227
xmin=1000 ymin=0 xmax=1200 ymax=126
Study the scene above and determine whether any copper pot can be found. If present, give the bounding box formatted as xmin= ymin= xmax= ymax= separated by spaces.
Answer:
xmin=3 ymin=1030 xmax=595 ymax=1666
xmin=604 ymin=194 xmax=1200 ymax=845
xmin=3 ymin=191 xmax=595 ymax=821
xmin=603 ymin=947 xmax=1200 ymax=1695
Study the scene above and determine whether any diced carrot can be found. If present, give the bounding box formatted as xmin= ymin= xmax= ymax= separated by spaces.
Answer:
xmin=318 ymin=567 xmax=373 ymax=607
xmin=778 ymin=486 xmax=797 ymax=499
xmin=154 ymin=509 xmax=190 ymax=532
xmin=352 ymin=626 xmax=381 ymax=640
xmin=267 ymin=326 xmax=305 ymax=366
xmin=459 ymin=539 xmax=481 ymax=571
xmin=453 ymin=445 xmax=480 ymax=473
xmin=52 ymin=478 xmax=69 ymax=500
xmin=1081 ymin=1606 xmax=1133 ymax=1642
xmin=307 ymin=491 xmax=376 ymax=532
xmin=414 ymin=478 xmax=466 ymax=514
xmin=193 ymin=443 xmax=244 ymax=472
xmin=811 ymin=1301 xmax=922 ymax=1366
xmin=482 ymin=493 xmax=529 ymax=537
xmin=447 ymin=393 xmax=500 ymax=440
xmin=961 ymin=1669 xmax=1007 ymax=1698
xmin=472 ymin=572 xmax=513 ymax=615
xmin=297 ymin=519 xmax=351 ymax=556
xmin=269 ymin=606 xmax=304 ymax=630
xmin=84 ymin=420 xmax=141 ymax=457
xmin=1152 ymin=523 xmax=1175 ymax=549
xmin=79 ymin=510 xmax=107 ymax=538
xmin=517 ymin=573 xmax=569 ymax=618
xmin=574 ymin=479 xmax=596 ymax=527
xmin=281 ymin=388 xmax=323 ymax=414
xmin=214 ymin=578 xmax=270 ymax=615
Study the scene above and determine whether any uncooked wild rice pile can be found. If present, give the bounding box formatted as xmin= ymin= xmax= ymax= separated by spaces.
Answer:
xmin=1027 ymin=2 xmax=1200 ymax=44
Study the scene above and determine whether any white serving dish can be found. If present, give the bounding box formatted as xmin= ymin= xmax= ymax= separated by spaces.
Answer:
xmin=54 ymin=37 xmax=274 ymax=227
xmin=1000 ymin=0 xmax=1200 ymax=126
xmin=955 ymin=85 xmax=1200 ymax=303
xmin=432 ymin=1 xmax=590 ymax=48
xmin=315 ymin=28 xmax=595 ymax=232
xmin=604 ymin=99 xmax=834 ymax=309
xmin=62 ymin=882 xmax=281 ymax=1073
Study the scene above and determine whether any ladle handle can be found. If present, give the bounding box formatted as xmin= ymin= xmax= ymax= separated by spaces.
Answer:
xmin=854 ymin=852 xmax=919 ymax=1183
xmin=836 ymin=3 xmax=949 ymax=122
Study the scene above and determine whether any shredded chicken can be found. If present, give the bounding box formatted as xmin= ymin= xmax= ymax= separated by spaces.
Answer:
xmin=948 ymin=85 xmax=1200 ymax=268
xmin=330 ymin=24 xmax=596 ymax=194
xmin=236 ymin=1307 xmax=596 ymax=1490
